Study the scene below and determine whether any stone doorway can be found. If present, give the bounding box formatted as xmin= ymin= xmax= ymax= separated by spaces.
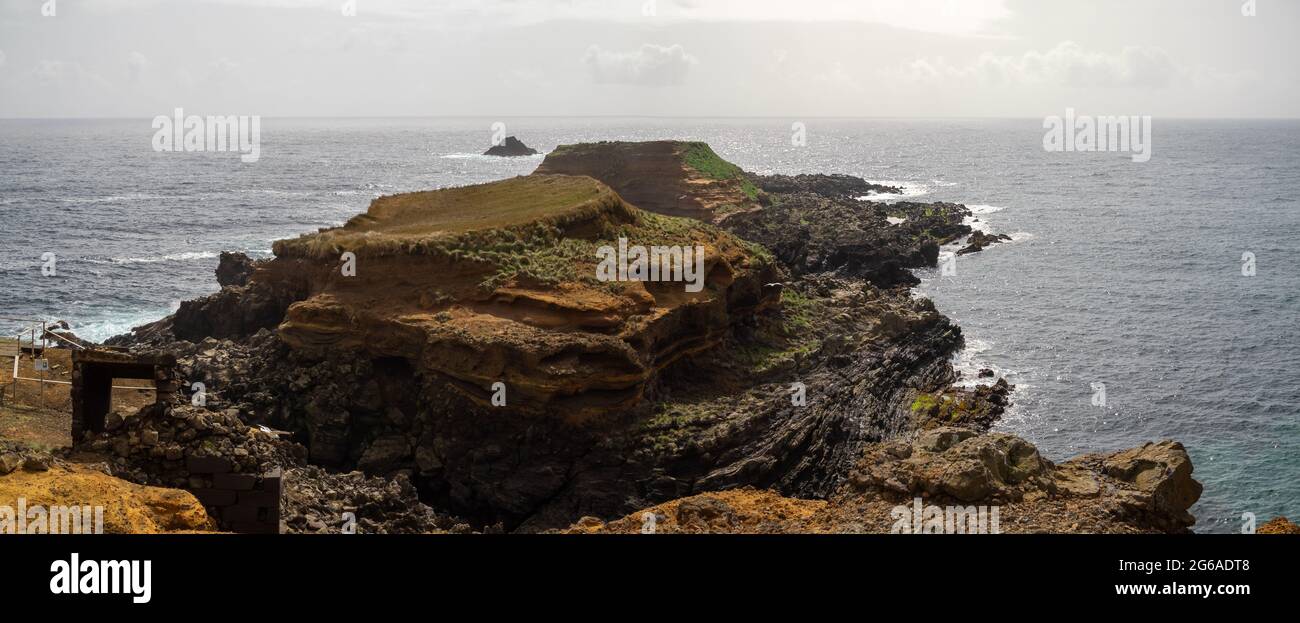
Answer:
xmin=70 ymin=349 xmax=177 ymax=441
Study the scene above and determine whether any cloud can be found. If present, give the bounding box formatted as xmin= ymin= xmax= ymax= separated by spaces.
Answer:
xmin=165 ymin=0 xmax=1009 ymax=34
xmin=812 ymin=63 xmax=866 ymax=94
xmin=897 ymin=41 xmax=1181 ymax=89
xmin=30 ymin=60 xmax=110 ymax=88
xmin=206 ymin=56 xmax=241 ymax=84
xmin=0 ymin=49 xmax=6 ymax=68
xmin=128 ymin=51 xmax=148 ymax=83
xmin=582 ymin=43 xmax=697 ymax=86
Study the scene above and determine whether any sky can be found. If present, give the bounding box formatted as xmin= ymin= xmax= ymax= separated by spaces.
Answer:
xmin=0 ymin=0 xmax=1296 ymax=118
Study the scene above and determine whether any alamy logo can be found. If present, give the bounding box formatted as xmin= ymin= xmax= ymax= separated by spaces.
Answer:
xmin=1241 ymin=252 xmax=1256 ymax=276
xmin=938 ymin=251 xmax=957 ymax=276
xmin=791 ymin=121 xmax=807 ymax=147
xmin=595 ymin=237 xmax=706 ymax=293
xmin=1 ymin=498 xmax=104 ymax=534
xmin=190 ymin=381 xmax=207 ymax=407
xmin=1090 ymin=381 xmax=1107 ymax=408
xmin=1043 ymin=108 xmax=1152 ymax=163
xmin=890 ymin=498 xmax=1001 ymax=534
xmin=491 ymin=381 xmax=507 ymax=406
xmin=152 ymin=108 xmax=261 ymax=163
xmin=49 ymin=553 xmax=151 ymax=604
xmin=790 ymin=382 xmax=806 ymax=406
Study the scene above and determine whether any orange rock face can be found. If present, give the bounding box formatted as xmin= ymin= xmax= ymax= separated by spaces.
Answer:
xmin=0 ymin=464 xmax=215 ymax=534
xmin=1257 ymin=517 xmax=1300 ymax=534
xmin=253 ymin=174 xmax=779 ymax=419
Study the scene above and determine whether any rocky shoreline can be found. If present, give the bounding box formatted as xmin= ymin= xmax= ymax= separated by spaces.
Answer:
xmin=48 ymin=140 xmax=1204 ymax=533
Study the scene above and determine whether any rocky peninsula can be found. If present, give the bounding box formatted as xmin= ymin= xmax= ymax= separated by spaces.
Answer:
xmin=9 ymin=140 xmax=1204 ymax=534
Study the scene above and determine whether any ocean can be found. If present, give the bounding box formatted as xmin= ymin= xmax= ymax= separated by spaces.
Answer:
xmin=1 ymin=117 xmax=1296 ymax=532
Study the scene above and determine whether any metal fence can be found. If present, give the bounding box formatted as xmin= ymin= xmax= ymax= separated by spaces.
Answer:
xmin=0 ymin=317 xmax=52 ymax=409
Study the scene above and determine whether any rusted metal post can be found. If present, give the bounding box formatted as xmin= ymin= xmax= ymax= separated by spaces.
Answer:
xmin=39 ymin=321 xmax=47 ymax=409
xmin=9 ymin=332 xmax=17 ymax=406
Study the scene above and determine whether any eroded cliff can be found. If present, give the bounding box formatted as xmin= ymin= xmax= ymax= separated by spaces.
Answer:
xmin=103 ymin=140 xmax=1203 ymax=533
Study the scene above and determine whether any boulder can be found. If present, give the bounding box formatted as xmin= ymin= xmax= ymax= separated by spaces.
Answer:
xmin=848 ymin=428 xmax=1054 ymax=503
xmin=957 ymin=230 xmax=1012 ymax=255
xmin=0 ymin=453 xmax=22 ymax=475
xmin=1257 ymin=517 xmax=1300 ymax=534
xmin=1101 ymin=441 xmax=1203 ymax=528
xmin=357 ymin=435 xmax=411 ymax=473
xmin=216 ymin=251 xmax=259 ymax=287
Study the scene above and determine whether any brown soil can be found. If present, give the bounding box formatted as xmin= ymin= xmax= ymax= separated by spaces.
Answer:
xmin=0 ymin=404 xmax=70 ymax=449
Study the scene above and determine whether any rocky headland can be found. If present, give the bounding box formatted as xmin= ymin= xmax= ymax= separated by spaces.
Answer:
xmin=86 ymin=140 xmax=1203 ymax=533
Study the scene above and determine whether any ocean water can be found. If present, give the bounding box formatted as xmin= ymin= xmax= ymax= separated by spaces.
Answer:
xmin=1 ymin=117 xmax=1296 ymax=532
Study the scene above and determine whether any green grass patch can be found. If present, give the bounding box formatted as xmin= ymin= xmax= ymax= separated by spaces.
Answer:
xmin=640 ymin=401 xmax=724 ymax=455
xmin=911 ymin=393 xmax=941 ymax=413
xmin=681 ymin=141 xmax=761 ymax=201
xmin=780 ymin=288 xmax=816 ymax=332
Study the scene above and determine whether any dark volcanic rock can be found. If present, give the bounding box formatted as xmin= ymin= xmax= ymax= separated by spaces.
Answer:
xmin=185 ymin=275 xmax=967 ymax=531
xmin=957 ymin=230 xmax=1012 ymax=255
xmin=107 ymin=254 xmax=304 ymax=347
xmin=42 ymin=319 xmax=95 ymax=348
xmin=723 ymin=191 xmax=971 ymax=287
xmin=281 ymin=465 xmax=471 ymax=534
xmin=171 ymin=283 xmax=300 ymax=342
xmin=484 ymin=136 xmax=538 ymax=157
xmin=79 ymin=401 xmax=306 ymax=490
xmin=216 ymin=251 xmax=259 ymax=287
xmin=751 ymin=173 xmax=900 ymax=200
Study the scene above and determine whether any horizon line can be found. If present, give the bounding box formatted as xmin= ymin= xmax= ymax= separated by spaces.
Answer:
xmin=3 ymin=114 xmax=1299 ymax=122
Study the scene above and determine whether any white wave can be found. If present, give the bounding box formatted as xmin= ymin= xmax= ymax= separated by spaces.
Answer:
xmin=236 ymin=189 xmax=313 ymax=197
xmin=0 ymin=260 xmax=39 ymax=272
xmin=71 ymin=304 xmax=181 ymax=343
xmin=857 ymin=180 xmax=931 ymax=203
xmin=440 ymin=152 xmax=544 ymax=161
xmin=886 ymin=216 xmax=906 ymax=225
xmin=951 ymin=337 xmax=1010 ymax=389
xmin=965 ymin=204 xmax=1006 ymax=215
xmin=87 ymin=251 xmax=219 ymax=265
xmin=58 ymin=192 xmax=174 ymax=204
xmin=963 ymin=215 xmax=992 ymax=234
